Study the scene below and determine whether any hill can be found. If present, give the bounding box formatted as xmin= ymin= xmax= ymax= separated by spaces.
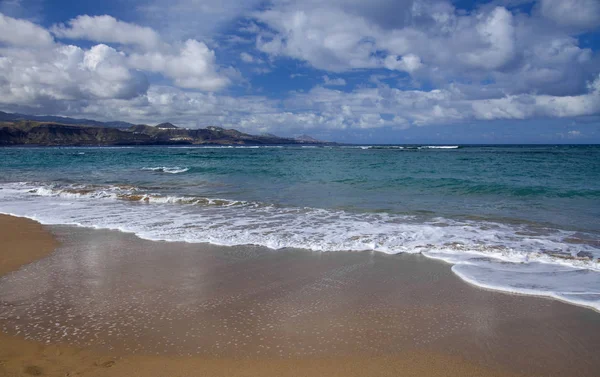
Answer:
xmin=0 ymin=111 xmax=134 ymax=129
xmin=0 ymin=114 xmax=332 ymax=146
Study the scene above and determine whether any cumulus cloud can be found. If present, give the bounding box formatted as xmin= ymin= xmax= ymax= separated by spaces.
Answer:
xmin=129 ymin=39 xmax=232 ymax=91
xmin=52 ymin=15 xmax=162 ymax=50
xmin=1 ymin=2 xmax=599 ymax=139
xmin=0 ymin=14 xmax=149 ymax=108
xmin=457 ymin=7 xmax=516 ymax=70
xmin=0 ymin=12 xmax=53 ymax=46
xmin=0 ymin=13 xmax=233 ymax=96
xmin=283 ymin=75 xmax=600 ymax=129
xmin=251 ymin=0 xmax=598 ymax=98
xmin=49 ymin=14 xmax=233 ymax=91
xmin=65 ymin=85 xmax=280 ymax=130
xmin=43 ymin=74 xmax=599 ymax=137
xmin=0 ymin=41 xmax=148 ymax=106
xmin=256 ymin=7 xmax=381 ymax=71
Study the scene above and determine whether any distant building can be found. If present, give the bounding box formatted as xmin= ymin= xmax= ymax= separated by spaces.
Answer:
xmin=156 ymin=122 xmax=178 ymax=129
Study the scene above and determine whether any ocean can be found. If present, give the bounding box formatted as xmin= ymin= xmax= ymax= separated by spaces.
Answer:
xmin=1 ymin=145 xmax=599 ymax=311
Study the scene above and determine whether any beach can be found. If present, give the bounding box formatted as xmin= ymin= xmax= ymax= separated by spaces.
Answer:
xmin=2 ymin=0 xmax=600 ymax=373
xmin=1 ymin=214 xmax=599 ymax=376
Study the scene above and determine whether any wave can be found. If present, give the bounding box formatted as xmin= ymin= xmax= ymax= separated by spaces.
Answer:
xmin=366 ymin=145 xmax=460 ymax=150
xmin=141 ymin=166 xmax=189 ymax=174
xmin=424 ymin=251 xmax=600 ymax=310
xmin=421 ymin=145 xmax=459 ymax=149
xmin=0 ymin=181 xmax=598 ymax=312
xmin=18 ymin=183 xmax=253 ymax=207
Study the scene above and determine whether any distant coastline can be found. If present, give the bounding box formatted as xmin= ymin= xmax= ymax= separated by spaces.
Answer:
xmin=0 ymin=111 xmax=333 ymax=146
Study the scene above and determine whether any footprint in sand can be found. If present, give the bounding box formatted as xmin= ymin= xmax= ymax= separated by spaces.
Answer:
xmin=24 ymin=365 xmax=43 ymax=375
xmin=96 ymin=360 xmax=116 ymax=368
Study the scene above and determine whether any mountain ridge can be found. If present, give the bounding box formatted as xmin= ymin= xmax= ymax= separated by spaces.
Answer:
xmin=0 ymin=111 xmax=134 ymax=129
xmin=0 ymin=112 xmax=332 ymax=146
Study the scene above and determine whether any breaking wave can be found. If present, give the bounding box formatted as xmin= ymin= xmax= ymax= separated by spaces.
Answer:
xmin=142 ymin=166 xmax=190 ymax=174
xmin=366 ymin=145 xmax=460 ymax=150
xmin=0 ymin=181 xmax=598 ymax=312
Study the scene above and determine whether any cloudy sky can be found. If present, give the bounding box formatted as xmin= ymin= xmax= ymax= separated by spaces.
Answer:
xmin=0 ymin=0 xmax=599 ymax=143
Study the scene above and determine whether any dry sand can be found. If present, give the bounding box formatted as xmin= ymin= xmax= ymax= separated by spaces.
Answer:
xmin=0 ymin=215 xmax=58 ymax=276
xmin=1 ymin=214 xmax=599 ymax=377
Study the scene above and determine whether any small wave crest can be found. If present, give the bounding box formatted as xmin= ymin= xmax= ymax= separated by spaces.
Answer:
xmin=367 ymin=145 xmax=460 ymax=150
xmin=142 ymin=166 xmax=190 ymax=174
xmin=17 ymin=182 xmax=253 ymax=208
xmin=421 ymin=145 xmax=459 ymax=149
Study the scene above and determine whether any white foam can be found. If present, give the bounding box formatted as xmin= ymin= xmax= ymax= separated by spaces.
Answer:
xmin=422 ymin=250 xmax=600 ymax=311
xmin=420 ymin=145 xmax=459 ymax=149
xmin=1 ymin=181 xmax=599 ymax=312
xmin=141 ymin=166 xmax=190 ymax=174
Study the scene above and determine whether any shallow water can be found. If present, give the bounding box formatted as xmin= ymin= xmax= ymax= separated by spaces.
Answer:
xmin=0 ymin=145 xmax=599 ymax=310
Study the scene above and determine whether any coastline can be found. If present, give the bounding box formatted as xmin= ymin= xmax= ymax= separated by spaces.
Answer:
xmin=1 ymin=214 xmax=599 ymax=376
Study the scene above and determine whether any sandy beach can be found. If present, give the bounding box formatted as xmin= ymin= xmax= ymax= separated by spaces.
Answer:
xmin=1 ymin=214 xmax=600 ymax=377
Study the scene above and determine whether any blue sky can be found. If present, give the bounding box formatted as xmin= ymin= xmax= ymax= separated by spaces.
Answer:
xmin=0 ymin=0 xmax=599 ymax=143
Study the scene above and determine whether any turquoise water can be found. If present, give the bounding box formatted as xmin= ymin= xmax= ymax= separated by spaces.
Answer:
xmin=1 ymin=145 xmax=599 ymax=310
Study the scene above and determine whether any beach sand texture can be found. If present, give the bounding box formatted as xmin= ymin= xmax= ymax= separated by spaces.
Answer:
xmin=1 ymin=214 xmax=600 ymax=376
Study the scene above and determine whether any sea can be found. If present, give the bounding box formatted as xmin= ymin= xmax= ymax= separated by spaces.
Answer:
xmin=0 ymin=145 xmax=599 ymax=311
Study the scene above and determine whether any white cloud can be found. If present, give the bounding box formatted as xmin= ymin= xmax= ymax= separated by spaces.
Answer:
xmin=0 ymin=41 xmax=148 ymax=106
xmin=50 ymin=75 xmax=599 ymax=136
xmin=538 ymin=0 xmax=600 ymax=30
xmin=0 ymin=0 xmax=44 ymax=21
xmin=283 ymin=76 xmax=600 ymax=129
xmin=240 ymin=51 xmax=265 ymax=65
xmin=240 ymin=52 xmax=255 ymax=63
xmin=52 ymin=15 xmax=161 ymax=50
xmin=136 ymin=0 xmax=263 ymax=40
xmin=0 ymin=12 xmax=234 ymax=115
xmin=49 ymin=14 xmax=232 ymax=91
xmin=256 ymin=7 xmax=381 ymax=71
xmin=0 ymin=15 xmax=147 ymax=106
xmin=251 ymin=0 xmax=598 ymax=99
xmin=1 ymin=4 xmax=599 ymax=138
xmin=69 ymin=85 xmax=279 ymax=130
xmin=129 ymin=39 xmax=231 ymax=91
xmin=384 ymin=53 xmax=423 ymax=73
xmin=457 ymin=7 xmax=516 ymax=70
xmin=0 ymin=12 xmax=53 ymax=46
xmin=323 ymin=75 xmax=346 ymax=86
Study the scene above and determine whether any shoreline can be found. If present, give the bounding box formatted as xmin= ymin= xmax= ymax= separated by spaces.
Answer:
xmin=1 ymin=214 xmax=600 ymax=376
xmin=4 ymin=210 xmax=599 ymax=315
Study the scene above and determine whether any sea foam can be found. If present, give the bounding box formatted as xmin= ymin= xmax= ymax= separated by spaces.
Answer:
xmin=1 ymin=182 xmax=598 ymax=312
xmin=142 ymin=166 xmax=190 ymax=174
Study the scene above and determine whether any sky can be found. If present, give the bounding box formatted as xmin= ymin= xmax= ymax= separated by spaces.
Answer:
xmin=0 ymin=0 xmax=599 ymax=143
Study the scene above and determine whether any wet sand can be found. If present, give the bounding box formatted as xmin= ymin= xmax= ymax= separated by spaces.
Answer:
xmin=1 ymin=215 xmax=600 ymax=376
